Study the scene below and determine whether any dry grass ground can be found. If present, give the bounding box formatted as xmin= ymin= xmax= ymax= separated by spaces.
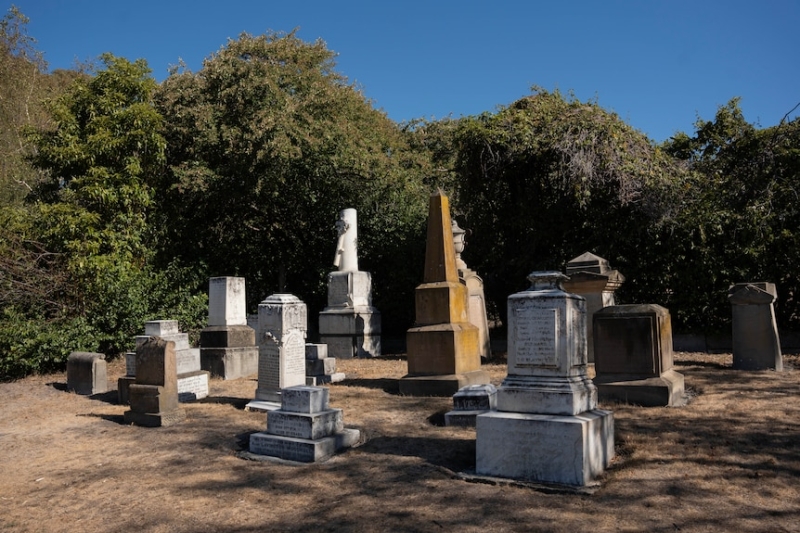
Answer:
xmin=1 ymin=352 xmax=800 ymax=533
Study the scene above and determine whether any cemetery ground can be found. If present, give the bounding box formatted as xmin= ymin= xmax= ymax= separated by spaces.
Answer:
xmin=1 ymin=352 xmax=800 ymax=533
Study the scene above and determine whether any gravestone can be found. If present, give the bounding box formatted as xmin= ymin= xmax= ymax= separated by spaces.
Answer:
xmin=476 ymin=271 xmax=614 ymax=487
xmin=318 ymin=208 xmax=382 ymax=358
xmin=200 ymin=277 xmax=259 ymax=380
xmin=400 ymin=191 xmax=490 ymax=396
xmin=729 ymin=282 xmax=783 ymax=371
xmin=452 ymin=220 xmax=491 ymax=360
xmin=249 ymin=385 xmax=360 ymax=462
xmin=124 ymin=337 xmax=185 ymax=427
xmin=593 ymin=304 xmax=685 ymax=406
xmin=305 ymin=344 xmax=345 ymax=385
xmin=247 ymin=294 xmax=308 ymax=411
xmin=66 ymin=352 xmax=108 ymax=395
xmin=444 ymin=383 xmax=497 ymax=427
xmin=118 ymin=320 xmax=209 ymax=404
xmin=562 ymin=252 xmax=624 ymax=363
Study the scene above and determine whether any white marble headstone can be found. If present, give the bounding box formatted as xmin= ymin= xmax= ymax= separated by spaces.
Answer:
xmin=208 ymin=276 xmax=247 ymax=326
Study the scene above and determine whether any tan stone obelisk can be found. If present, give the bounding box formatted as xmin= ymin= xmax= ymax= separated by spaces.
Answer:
xmin=399 ymin=191 xmax=490 ymax=396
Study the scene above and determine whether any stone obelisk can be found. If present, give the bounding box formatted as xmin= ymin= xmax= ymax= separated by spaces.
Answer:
xmin=399 ymin=191 xmax=490 ymax=396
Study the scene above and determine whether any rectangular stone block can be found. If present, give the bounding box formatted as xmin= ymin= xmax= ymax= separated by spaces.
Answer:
xmin=249 ymin=432 xmax=338 ymax=462
xmin=306 ymin=358 xmax=337 ymax=376
xmin=125 ymin=352 xmax=136 ymax=376
xmin=200 ymin=346 xmax=258 ymax=380
xmin=200 ymin=325 xmax=256 ymax=348
xmin=267 ymin=409 xmax=343 ymax=440
xmin=208 ymin=276 xmax=247 ymax=326
xmin=305 ymin=343 xmax=328 ymax=361
xmin=452 ymin=383 xmax=497 ymax=411
xmin=406 ymin=323 xmax=481 ymax=375
xmin=135 ymin=333 xmax=190 ymax=352
xmin=144 ymin=320 xmax=180 ymax=337
xmin=176 ymin=348 xmax=201 ymax=375
xmin=281 ymin=386 xmax=329 ymax=414
xmin=177 ymin=370 xmax=209 ymax=402
xmin=66 ymin=352 xmax=107 ymax=395
xmin=135 ymin=339 xmax=177 ymax=388
xmin=128 ymin=384 xmax=179 ymax=414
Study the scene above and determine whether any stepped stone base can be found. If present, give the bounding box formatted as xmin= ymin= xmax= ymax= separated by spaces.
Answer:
xmin=595 ymin=369 xmax=685 ymax=407
xmin=118 ymin=371 xmax=209 ymax=405
xmin=399 ymin=370 xmax=491 ymax=397
xmin=249 ymin=429 xmax=360 ymax=462
xmin=476 ymin=409 xmax=614 ymax=487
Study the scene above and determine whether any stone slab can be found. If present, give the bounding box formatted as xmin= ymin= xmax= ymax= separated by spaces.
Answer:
xmin=495 ymin=375 xmax=598 ymax=415
xmin=248 ymin=428 xmax=360 ymax=462
xmin=398 ymin=370 xmax=491 ymax=397
xmin=245 ymin=400 xmax=281 ymax=412
xmin=208 ymin=276 xmax=247 ymax=326
xmin=306 ymin=357 xmax=337 ymax=376
xmin=306 ymin=373 xmax=346 ymax=386
xmin=123 ymin=408 xmax=186 ymax=427
xmin=444 ymin=409 xmax=489 ymax=427
xmin=200 ymin=325 xmax=256 ymax=348
xmin=452 ymin=383 xmax=497 ymax=411
xmin=305 ymin=344 xmax=328 ymax=361
xmin=281 ymin=386 xmax=329 ymax=414
xmin=267 ymin=409 xmax=343 ymax=440
xmin=144 ymin=320 xmax=180 ymax=337
xmin=476 ymin=409 xmax=614 ymax=486
xmin=595 ymin=369 xmax=685 ymax=407
xmin=177 ymin=370 xmax=210 ymax=402
xmin=200 ymin=346 xmax=258 ymax=380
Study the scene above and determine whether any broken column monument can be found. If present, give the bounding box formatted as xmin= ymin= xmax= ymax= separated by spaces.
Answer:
xmin=476 ymin=271 xmax=614 ymax=487
xmin=124 ymin=337 xmax=185 ymax=427
xmin=729 ymin=282 xmax=783 ymax=371
xmin=247 ymin=293 xmax=308 ymax=411
xmin=400 ymin=191 xmax=490 ymax=396
xmin=200 ymin=276 xmax=258 ymax=380
xmin=562 ymin=252 xmax=624 ymax=363
xmin=593 ymin=304 xmax=685 ymax=407
xmin=318 ymin=208 xmax=381 ymax=358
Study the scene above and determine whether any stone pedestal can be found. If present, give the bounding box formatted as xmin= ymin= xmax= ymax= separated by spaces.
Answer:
xmin=67 ymin=352 xmax=107 ymax=395
xmin=562 ymin=252 xmax=624 ymax=363
xmin=401 ymin=192 xmax=489 ymax=396
xmin=729 ymin=282 xmax=783 ymax=371
xmin=124 ymin=337 xmax=185 ymax=427
xmin=318 ymin=271 xmax=382 ymax=358
xmin=249 ymin=386 xmax=360 ymax=462
xmin=248 ymin=294 xmax=308 ymax=411
xmin=445 ymin=383 xmax=497 ymax=427
xmin=200 ymin=277 xmax=259 ymax=380
xmin=476 ymin=271 xmax=613 ymax=487
xmin=305 ymin=344 xmax=345 ymax=385
xmin=593 ymin=304 xmax=685 ymax=406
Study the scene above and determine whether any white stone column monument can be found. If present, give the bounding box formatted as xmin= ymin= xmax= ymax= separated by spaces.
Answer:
xmin=452 ymin=220 xmax=491 ymax=360
xmin=476 ymin=271 xmax=614 ymax=487
xmin=318 ymin=208 xmax=381 ymax=358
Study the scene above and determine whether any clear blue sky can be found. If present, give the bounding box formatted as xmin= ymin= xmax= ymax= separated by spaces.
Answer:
xmin=9 ymin=0 xmax=800 ymax=142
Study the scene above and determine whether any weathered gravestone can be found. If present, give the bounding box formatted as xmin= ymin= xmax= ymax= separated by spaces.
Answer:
xmin=593 ymin=304 xmax=685 ymax=407
xmin=124 ymin=337 xmax=185 ymax=427
xmin=400 ymin=191 xmax=490 ymax=396
xmin=305 ymin=343 xmax=345 ymax=385
xmin=562 ymin=252 xmax=624 ymax=363
xmin=247 ymin=294 xmax=308 ymax=412
xmin=66 ymin=352 xmax=108 ymax=395
xmin=452 ymin=219 xmax=491 ymax=361
xmin=249 ymin=385 xmax=360 ymax=462
xmin=729 ymin=282 xmax=783 ymax=371
xmin=476 ymin=271 xmax=614 ymax=487
xmin=444 ymin=383 xmax=497 ymax=427
xmin=318 ymin=208 xmax=382 ymax=358
xmin=200 ymin=276 xmax=259 ymax=380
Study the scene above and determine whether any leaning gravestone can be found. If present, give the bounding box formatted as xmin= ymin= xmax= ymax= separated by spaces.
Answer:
xmin=476 ymin=271 xmax=614 ymax=487
xmin=318 ymin=208 xmax=382 ymax=358
xmin=249 ymin=385 xmax=360 ymax=462
xmin=729 ymin=282 xmax=783 ymax=371
xmin=593 ymin=304 xmax=685 ymax=407
xmin=124 ymin=337 xmax=185 ymax=427
xmin=200 ymin=276 xmax=259 ymax=380
xmin=247 ymin=294 xmax=308 ymax=411
xmin=67 ymin=352 xmax=108 ymax=395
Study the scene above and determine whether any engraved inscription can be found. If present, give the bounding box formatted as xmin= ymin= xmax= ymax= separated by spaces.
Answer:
xmin=268 ymin=414 xmax=310 ymax=439
xmin=258 ymin=343 xmax=281 ymax=390
xmin=282 ymin=336 xmax=307 ymax=388
xmin=513 ymin=306 xmax=559 ymax=367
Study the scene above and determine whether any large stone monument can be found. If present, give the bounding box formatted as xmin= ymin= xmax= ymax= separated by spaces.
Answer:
xmin=247 ymin=294 xmax=308 ymax=411
xmin=318 ymin=208 xmax=381 ymax=358
xmin=729 ymin=282 xmax=783 ymax=371
xmin=476 ymin=271 xmax=614 ymax=487
xmin=593 ymin=304 xmax=685 ymax=406
xmin=200 ymin=277 xmax=258 ymax=380
xmin=66 ymin=352 xmax=107 ymax=395
xmin=452 ymin=220 xmax=491 ymax=360
xmin=124 ymin=337 xmax=185 ymax=427
xmin=562 ymin=252 xmax=624 ymax=363
xmin=118 ymin=320 xmax=209 ymax=404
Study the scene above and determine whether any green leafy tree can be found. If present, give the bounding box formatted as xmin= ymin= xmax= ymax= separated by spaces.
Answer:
xmin=155 ymin=31 xmax=431 ymax=332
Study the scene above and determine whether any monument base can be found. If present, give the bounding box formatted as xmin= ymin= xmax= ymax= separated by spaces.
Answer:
xmin=200 ymin=346 xmax=259 ymax=380
xmin=123 ymin=408 xmax=186 ymax=427
xmin=595 ymin=369 xmax=685 ymax=407
xmin=249 ymin=428 xmax=360 ymax=462
xmin=444 ymin=409 xmax=490 ymax=427
xmin=398 ymin=370 xmax=490 ymax=397
xmin=476 ymin=409 xmax=614 ymax=487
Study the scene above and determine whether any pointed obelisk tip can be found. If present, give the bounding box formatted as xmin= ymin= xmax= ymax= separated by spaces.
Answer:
xmin=423 ymin=188 xmax=458 ymax=283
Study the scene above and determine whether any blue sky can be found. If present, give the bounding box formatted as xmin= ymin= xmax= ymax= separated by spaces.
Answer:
xmin=9 ymin=1 xmax=800 ymax=142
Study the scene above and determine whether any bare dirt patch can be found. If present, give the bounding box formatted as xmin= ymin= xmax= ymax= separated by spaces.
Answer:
xmin=2 ymin=352 xmax=800 ymax=532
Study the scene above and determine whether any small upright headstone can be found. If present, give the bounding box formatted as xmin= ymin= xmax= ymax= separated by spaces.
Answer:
xmin=400 ymin=191 xmax=490 ymax=396
xmin=452 ymin=220 xmax=492 ymax=360
xmin=318 ymin=208 xmax=382 ymax=358
xmin=729 ymin=282 xmax=783 ymax=371
xmin=562 ymin=252 xmax=624 ymax=363
xmin=593 ymin=304 xmax=685 ymax=406
xmin=247 ymin=294 xmax=308 ymax=411
xmin=444 ymin=383 xmax=497 ymax=427
xmin=124 ymin=337 xmax=185 ymax=427
xmin=66 ymin=352 xmax=108 ymax=395
xmin=476 ymin=271 xmax=614 ymax=487
xmin=248 ymin=385 xmax=360 ymax=462
xmin=200 ymin=277 xmax=259 ymax=380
